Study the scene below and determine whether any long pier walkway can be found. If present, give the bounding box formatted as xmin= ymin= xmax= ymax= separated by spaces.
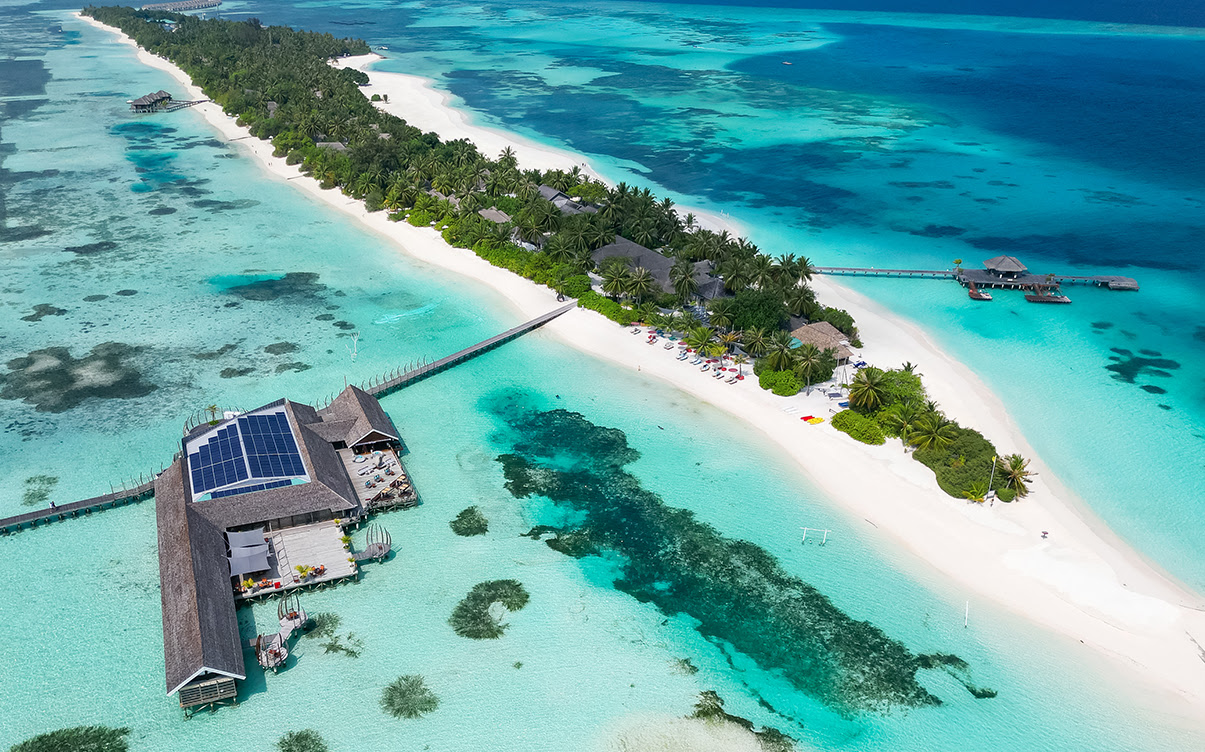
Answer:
xmin=1 ymin=303 xmax=577 ymax=535
xmin=367 ymin=301 xmax=576 ymax=399
xmin=813 ymin=267 xmax=1139 ymax=291
xmin=0 ymin=481 xmax=154 ymax=535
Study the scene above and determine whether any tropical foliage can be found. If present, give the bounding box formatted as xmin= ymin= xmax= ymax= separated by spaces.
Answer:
xmin=84 ymin=7 xmax=860 ymax=344
xmin=9 ymin=727 xmax=130 ymax=752
xmin=831 ymin=410 xmax=886 ymax=445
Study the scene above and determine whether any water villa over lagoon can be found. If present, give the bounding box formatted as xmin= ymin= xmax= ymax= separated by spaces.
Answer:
xmin=156 ymin=386 xmax=414 ymax=714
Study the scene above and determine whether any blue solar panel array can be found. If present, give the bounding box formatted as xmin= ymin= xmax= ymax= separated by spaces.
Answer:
xmin=237 ymin=412 xmax=305 ymax=480
xmin=189 ymin=424 xmax=248 ymax=494
xmin=209 ymin=479 xmax=292 ymax=500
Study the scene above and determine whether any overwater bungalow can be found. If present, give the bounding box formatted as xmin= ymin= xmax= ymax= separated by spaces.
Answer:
xmin=128 ymin=90 xmax=172 ymax=113
xmin=155 ymin=386 xmax=411 ymax=714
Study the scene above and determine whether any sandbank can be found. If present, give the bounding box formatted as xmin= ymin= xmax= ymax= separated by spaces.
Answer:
xmin=76 ymin=13 xmax=1205 ymax=720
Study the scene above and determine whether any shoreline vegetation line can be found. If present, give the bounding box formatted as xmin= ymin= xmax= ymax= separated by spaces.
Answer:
xmin=75 ymin=6 xmax=1205 ymax=720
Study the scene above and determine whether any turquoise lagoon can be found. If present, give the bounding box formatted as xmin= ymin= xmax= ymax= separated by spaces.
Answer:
xmin=252 ymin=0 xmax=1205 ymax=591
xmin=0 ymin=6 xmax=1203 ymax=752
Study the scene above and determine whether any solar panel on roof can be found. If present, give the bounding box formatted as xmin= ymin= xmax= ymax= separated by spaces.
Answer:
xmin=238 ymin=411 xmax=306 ymax=482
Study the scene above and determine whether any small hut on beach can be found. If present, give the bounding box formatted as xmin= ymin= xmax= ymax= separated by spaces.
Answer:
xmin=790 ymin=321 xmax=853 ymax=363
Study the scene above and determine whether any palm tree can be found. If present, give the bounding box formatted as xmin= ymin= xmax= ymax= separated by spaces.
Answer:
xmin=763 ymin=330 xmax=797 ymax=371
xmin=784 ymin=285 xmax=816 ymax=317
xmin=741 ymin=327 xmax=768 ymax=358
xmin=717 ymin=331 xmax=741 ymax=356
xmin=732 ymin=353 xmax=749 ymax=376
xmin=601 ymin=267 xmax=631 ymax=300
xmin=797 ymin=255 xmax=815 ymax=283
xmin=1002 ymin=454 xmax=1035 ymax=498
xmin=626 ymin=266 xmax=658 ymax=303
xmin=848 ymin=367 xmax=887 ymax=412
xmin=206 ymin=404 xmax=219 ymax=422
xmin=792 ymin=343 xmax=834 ymax=394
xmin=963 ymin=481 xmax=988 ymax=504
xmin=707 ymin=298 xmax=735 ymax=331
xmin=669 ymin=259 xmax=698 ymax=302
xmin=901 ymin=361 xmax=918 ymax=374
xmin=634 ymin=302 xmax=659 ymax=325
xmin=749 ymin=255 xmax=776 ymax=289
xmin=908 ymin=413 xmax=958 ymax=451
xmin=881 ymin=400 xmax=923 ymax=449
xmin=683 ymin=326 xmax=717 ymax=354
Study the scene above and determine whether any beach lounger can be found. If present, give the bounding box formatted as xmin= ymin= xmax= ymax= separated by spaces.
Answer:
xmin=701 ymin=364 xmax=710 ymax=371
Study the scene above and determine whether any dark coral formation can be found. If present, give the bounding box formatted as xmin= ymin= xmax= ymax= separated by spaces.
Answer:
xmin=20 ymin=303 xmax=66 ymax=322
xmin=0 ymin=342 xmax=157 ymax=412
xmin=225 ymin=272 xmax=325 ymax=301
xmin=491 ymin=397 xmax=990 ymax=714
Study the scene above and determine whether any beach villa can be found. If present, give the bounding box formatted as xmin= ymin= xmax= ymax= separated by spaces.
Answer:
xmin=154 ymin=386 xmax=413 ymax=714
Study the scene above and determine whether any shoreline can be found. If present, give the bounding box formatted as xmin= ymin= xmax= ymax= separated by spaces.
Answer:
xmin=76 ymin=13 xmax=1205 ymax=719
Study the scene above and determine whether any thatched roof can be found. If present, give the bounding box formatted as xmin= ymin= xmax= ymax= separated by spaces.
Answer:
xmin=790 ymin=321 xmax=853 ymax=361
xmin=157 ymin=387 xmax=401 ymax=697
xmin=319 ymin=385 xmax=400 ymax=448
xmin=155 ymin=461 xmax=246 ymax=697
xmin=130 ymin=90 xmax=171 ymax=106
xmin=478 ymin=208 xmax=511 ymax=224
xmin=983 ymin=255 xmax=1027 ymax=274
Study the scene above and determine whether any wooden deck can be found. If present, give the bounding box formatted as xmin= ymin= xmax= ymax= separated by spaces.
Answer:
xmin=813 ymin=267 xmax=1139 ymax=291
xmin=368 ymin=302 xmax=576 ymax=398
xmin=236 ymin=521 xmax=356 ymax=601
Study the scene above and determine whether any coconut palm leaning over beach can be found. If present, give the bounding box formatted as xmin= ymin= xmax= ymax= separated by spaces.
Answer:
xmin=1002 ymin=453 xmax=1035 ymax=498
xmin=848 ymin=366 xmax=887 ymax=411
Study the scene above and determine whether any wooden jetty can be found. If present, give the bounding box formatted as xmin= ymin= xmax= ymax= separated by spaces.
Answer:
xmin=128 ymin=90 xmax=209 ymax=114
xmin=813 ymin=254 xmax=1139 ymax=300
xmin=0 ymin=480 xmax=154 ymax=535
xmin=141 ymin=0 xmax=221 ymax=11
xmin=0 ymin=303 xmax=574 ymax=537
xmin=368 ymin=301 xmax=576 ymax=398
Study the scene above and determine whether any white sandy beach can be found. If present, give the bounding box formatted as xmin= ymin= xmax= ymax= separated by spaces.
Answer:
xmin=78 ymin=14 xmax=1205 ymax=721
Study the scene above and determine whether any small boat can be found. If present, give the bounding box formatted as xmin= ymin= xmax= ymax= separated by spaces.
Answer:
xmin=967 ymin=281 xmax=992 ymax=301
xmin=1024 ymin=284 xmax=1071 ymax=304
xmin=782 ymin=61 xmax=793 ymax=65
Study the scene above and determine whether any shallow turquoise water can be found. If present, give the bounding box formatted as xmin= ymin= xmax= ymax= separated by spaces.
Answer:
xmin=1 ymin=7 xmax=1204 ymax=752
xmin=258 ymin=0 xmax=1205 ymax=591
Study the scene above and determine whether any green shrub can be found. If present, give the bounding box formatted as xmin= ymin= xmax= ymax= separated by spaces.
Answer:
xmin=995 ymin=487 xmax=1016 ymax=503
xmin=831 ymin=410 xmax=886 ymax=445
xmin=817 ymin=306 xmax=859 ymax=340
xmin=558 ymin=274 xmax=593 ymax=298
xmin=731 ymin=288 xmax=788 ymax=332
xmin=278 ymin=729 xmax=329 ymax=752
xmin=381 ymin=675 xmax=439 ymax=719
xmin=11 ymin=726 xmax=130 ymax=752
xmin=449 ymin=579 xmax=530 ymax=639
xmin=406 ymin=209 xmax=434 ymax=226
xmin=578 ymin=290 xmax=636 ymax=326
xmin=370 ymin=93 xmax=381 ymax=101
xmin=913 ymin=426 xmax=1009 ymax=499
xmin=758 ymin=369 xmax=801 ymax=397
xmin=450 ymin=506 xmax=488 ymax=536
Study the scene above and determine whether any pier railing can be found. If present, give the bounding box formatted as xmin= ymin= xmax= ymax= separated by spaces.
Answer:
xmin=2 ymin=303 xmax=577 ymax=535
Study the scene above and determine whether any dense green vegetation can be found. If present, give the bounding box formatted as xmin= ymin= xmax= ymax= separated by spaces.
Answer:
xmin=83 ymin=6 xmax=860 ymax=398
xmin=9 ymin=726 xmax=129 ymax=752
xmin=448 ymin=579 xmax=530 ymax=638
xmin=277 ymin=730 xmax=328 ymax=752
xmin=380 ymin=675 xmax=439 ymax=719
xmin=845 ymin=366 xmax=1029 ymax=501
xmin=449 ymin=505 xmax=489 ymax=535
xmin=492 ymin=395 xmax=991 ymax=713
xmin=831 ymin=409 xmax=885 ymax=445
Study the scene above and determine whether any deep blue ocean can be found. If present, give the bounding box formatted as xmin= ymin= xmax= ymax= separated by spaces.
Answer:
xmin=2 ymin=1 xmax=1204 ymax=750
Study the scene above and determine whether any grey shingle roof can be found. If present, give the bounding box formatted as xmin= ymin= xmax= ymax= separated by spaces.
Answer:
xmin=983 ymin=255 xmax=1027 ymax=274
